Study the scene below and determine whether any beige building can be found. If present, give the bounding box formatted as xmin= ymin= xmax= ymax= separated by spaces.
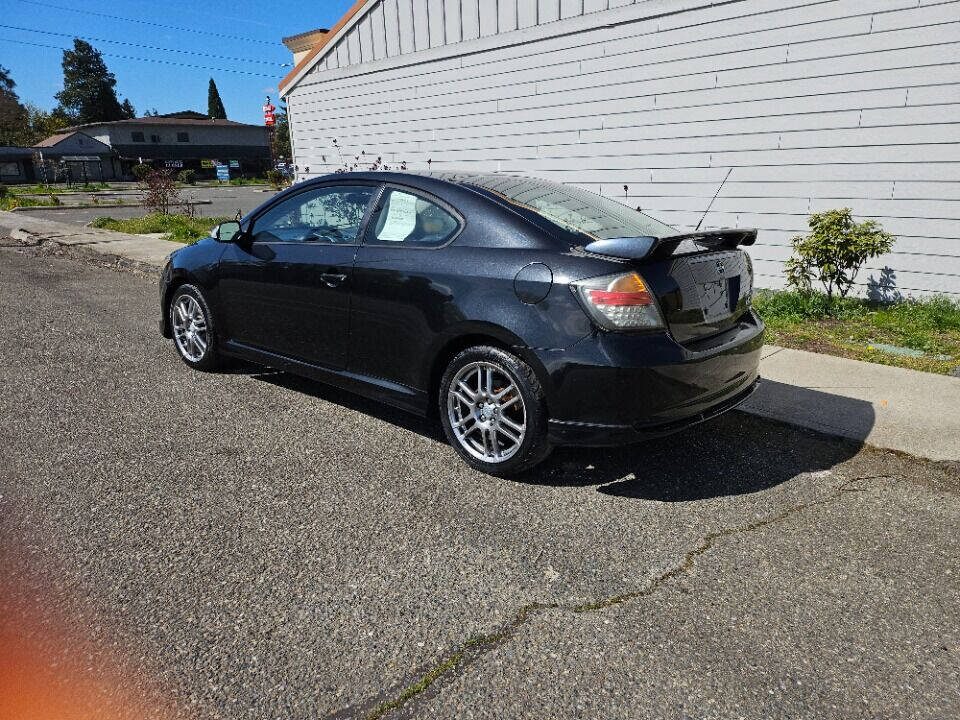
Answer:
xmin=62 ymin=111 xmax=271 ymax=179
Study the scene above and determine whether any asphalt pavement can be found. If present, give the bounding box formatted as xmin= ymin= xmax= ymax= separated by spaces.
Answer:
xmin=1 ymin=247 xmax=957 ymax=720
xmin=20 ymin=185 xmax=277 ymax=226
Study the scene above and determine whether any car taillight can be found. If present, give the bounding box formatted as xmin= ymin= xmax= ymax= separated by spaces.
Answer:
xmin=571 ymin=271 xmax=664 ymax=330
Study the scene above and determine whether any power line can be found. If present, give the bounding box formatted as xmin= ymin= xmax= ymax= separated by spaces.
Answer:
xmin=0 ymin=37 xmax=282 ymax=79
xmin=0 ymin=23 xmax=291 ymax=66
xmin=11 ymin=0 xmax=280 ymax=46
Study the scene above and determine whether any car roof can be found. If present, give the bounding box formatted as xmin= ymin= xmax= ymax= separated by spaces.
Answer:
xmin=302 ymin=170 xmax=555 ymax=195
xmin=298 ymin=170 xmax=613 ymax=244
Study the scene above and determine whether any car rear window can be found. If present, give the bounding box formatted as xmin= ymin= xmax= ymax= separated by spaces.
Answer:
xmin=370 ymin=189 xmax=459 ymax=248
xmin=459 ymin=175 xmax=676 ymax=240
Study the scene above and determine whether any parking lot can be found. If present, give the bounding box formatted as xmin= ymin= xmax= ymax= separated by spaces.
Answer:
xmin=1 ymin=247 xmax=958 ymax=719
xmin=21 ymin=185 xmax=276 ymax=228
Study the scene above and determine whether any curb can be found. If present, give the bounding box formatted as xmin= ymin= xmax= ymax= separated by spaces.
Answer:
xmin=10 ymin=200 xmax=214 ymax=212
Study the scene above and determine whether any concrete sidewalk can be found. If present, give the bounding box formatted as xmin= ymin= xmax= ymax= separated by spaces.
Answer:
xmin=3 ymin=209 xmax=956 ymax=462
xmin=0 ymin=209 xmax=178 ymax=267
xmin=740 ymin=346 xmax=959 ymax=462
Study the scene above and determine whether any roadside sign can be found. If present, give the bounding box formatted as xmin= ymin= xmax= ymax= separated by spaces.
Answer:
xmin=201 ymin=159 xmax=215 ymax=168
xmin=263 ymin=96 xmax=276 ymax=126
xmin=229 ymin=159 xmax=240 ymax=168
xmin=164 ymin=159 xmax=183 ymax=169
xmin=216 ymin=164 xmax=230 ymax=182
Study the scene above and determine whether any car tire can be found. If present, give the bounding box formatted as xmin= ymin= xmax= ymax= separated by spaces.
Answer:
xmin=439 ymin=345 xmax=552 ymax=476
xmin=169 ymin=283 xmax=221 ymax=371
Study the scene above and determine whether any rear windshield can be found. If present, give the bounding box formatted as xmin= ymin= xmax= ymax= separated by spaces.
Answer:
xmin=458 ymin=175 xmax=677 ymax=240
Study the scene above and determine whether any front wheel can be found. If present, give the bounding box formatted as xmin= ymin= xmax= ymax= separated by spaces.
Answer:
xmin=439 ymin=346 xmax=552 ymax=475
xmin=169 ymin=284 xmax=220 ymax=371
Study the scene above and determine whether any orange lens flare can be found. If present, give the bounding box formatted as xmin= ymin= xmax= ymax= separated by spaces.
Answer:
xmin=0 ymin=549 xmax=179 ymax=720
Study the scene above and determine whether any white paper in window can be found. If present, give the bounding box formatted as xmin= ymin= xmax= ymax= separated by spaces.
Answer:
xmin=377 ymin=191 xmax=418 ymax=242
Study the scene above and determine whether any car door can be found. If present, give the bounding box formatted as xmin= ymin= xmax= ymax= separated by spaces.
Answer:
xmin=350 ymin=186 xmax=464 ymax=390
xmin=218 ymin=183 xmax=379 ymax=369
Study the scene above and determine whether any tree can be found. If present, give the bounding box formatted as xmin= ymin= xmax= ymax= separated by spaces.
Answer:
xmin=120 ymin=98 xmax=136 ymax=119
xmin=140 ymin=168 xmax=182 ymax=215
xmin=785 ymin=208 xmax=895 ymax=301
xmin=23 ymin=104 xmax=70 ymax=145
xmin=54 ymin=39 xmax=133 ymax=124
xmin=207 ymin=78 xmax=227 ymax=119
xmin=271 ymin=102 xmax=291 ymax=161
xmin=0 ymin=65 xmax=28 ymax=146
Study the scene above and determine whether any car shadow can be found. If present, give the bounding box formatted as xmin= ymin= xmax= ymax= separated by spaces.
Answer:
xmin=249 ymin=369 xmax=445 ymax=441
xmin=522 ymin=381 xmax=875 ymax=501
xmin=249 ymin=371 xmax=875 ymax=502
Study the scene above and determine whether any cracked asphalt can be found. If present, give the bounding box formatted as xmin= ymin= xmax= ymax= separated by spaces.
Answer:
xmin=1 ymin=246 xmax=958 ymax=719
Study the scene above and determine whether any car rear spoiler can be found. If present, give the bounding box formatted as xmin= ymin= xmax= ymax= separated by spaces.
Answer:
xmin=582 ymin=228 xmax=758 ymax=261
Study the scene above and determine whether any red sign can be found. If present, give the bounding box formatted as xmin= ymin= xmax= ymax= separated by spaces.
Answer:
xmin=263 ymin=97 xmax=276 ymax=126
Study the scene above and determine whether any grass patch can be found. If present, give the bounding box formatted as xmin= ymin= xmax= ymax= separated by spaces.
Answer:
xmin=0 ymin=195 xmax=59 ymax=211
xmin=7 ymin=183 xmax=113 ymax=194
xmin=90 ymin=213 xmax=232 ymax=244
xmin=753 ymin=289 xmax=960 ymax=375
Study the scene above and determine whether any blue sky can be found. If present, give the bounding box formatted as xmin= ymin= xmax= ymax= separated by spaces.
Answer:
xmin=0 ymin=0 xmax=355 ymax=125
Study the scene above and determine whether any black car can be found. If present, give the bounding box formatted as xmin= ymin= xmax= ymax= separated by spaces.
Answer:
xmin=160 ymin=172 xmax=763 ymax=474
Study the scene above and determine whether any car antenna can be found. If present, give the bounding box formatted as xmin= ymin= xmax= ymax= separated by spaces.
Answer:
xmin=695 ymin=168 xmax=732 ymax=232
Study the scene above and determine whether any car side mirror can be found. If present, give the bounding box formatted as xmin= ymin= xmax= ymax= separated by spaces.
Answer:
xmin=215 ymin=221 xmax=241 ymax=243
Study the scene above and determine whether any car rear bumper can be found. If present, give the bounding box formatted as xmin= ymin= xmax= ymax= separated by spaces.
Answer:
xmin=547 ymin=376 xmax=759 ymax=446
xmin=542 ymin=311 xmax=764 ymax=447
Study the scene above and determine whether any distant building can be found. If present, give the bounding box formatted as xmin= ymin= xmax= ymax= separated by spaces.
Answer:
xmin=33 ymin=131 xmax=118 ymax=182
xmin=0 ymin=147 xmax=35 ymax=183
xmin=1 ymin=131 xmax=116 ymax=184
xmin=59 ymin=111 xmax=271 ymax=179
xmin=1 ymin=111 xmax=273 ymax=184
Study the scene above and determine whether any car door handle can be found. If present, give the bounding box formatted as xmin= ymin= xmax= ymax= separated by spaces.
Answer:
xmin=321 ymin=272 xmax=347 ymax=287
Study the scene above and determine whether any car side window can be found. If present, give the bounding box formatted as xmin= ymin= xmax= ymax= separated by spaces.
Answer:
xmin=369 ymin=189 xmax=460 ymax=248
xmin=251 ymin=185 xmax=376 ymax=244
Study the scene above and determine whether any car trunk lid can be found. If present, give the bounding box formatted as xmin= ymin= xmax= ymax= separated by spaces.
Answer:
xmin=582 ymin=230 xmax=757 ymax=344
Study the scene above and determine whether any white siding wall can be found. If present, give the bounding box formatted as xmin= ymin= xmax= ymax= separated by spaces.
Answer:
xmin=286 ymin=0 xmax=960 ymax=297
xmin=318 ymin=0 xmax=677 ymax=73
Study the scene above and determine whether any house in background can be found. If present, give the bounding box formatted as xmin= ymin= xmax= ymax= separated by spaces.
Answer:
xmin=1 ymin=132 xmax=117 ymax=184
xmin=3 ymin=111 xmax=272 ymax=184
xmin=64 ymin=111 xmax=271 ymax=179
xmin=33 ymin=131 xmax=118 ymax=182
xmin=278 ymin=0 xmax=960 ymax=298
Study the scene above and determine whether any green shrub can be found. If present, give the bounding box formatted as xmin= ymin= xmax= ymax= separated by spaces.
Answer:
xmin=784 ymin=208 xmax=895 ymax=300
xmin=132 ymin=163 xmax=152 ymax=181
xmin=265 ymin=169 xmax=287 ymax=189
xmin=177 ymin=169 xmax=196 ymax=185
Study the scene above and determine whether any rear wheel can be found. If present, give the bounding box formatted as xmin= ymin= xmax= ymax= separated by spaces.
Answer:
xmin=169 ymin=284 xmax=220 ymax=371
xmin=439 ymin=346 xmax=551 ymax=475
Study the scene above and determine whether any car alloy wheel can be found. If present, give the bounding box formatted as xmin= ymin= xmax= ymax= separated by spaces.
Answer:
xmin=446 ymin=360 xmax=527 ymax=463
xmin=172 ymin=294 xmax=209 ymax=363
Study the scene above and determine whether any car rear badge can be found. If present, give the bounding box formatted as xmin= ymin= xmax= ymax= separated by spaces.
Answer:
xmin=716 ymin=259 xmax=726 ymax=275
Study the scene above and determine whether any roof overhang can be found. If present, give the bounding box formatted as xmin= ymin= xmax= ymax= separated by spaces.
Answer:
xmin=282 ymin=27 xmax=329 ymax=53
xmin=278 ymin=0 xmax=374 ymax=97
